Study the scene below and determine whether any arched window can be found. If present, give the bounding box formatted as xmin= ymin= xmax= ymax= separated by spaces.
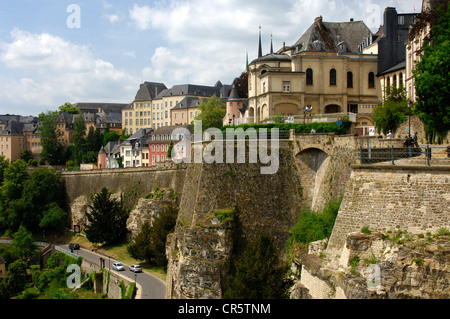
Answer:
xmin=347 ymin=72 xmax=353 ymax=88
xmin=393 ymin=75 xmax=397 ymax=88
xmin=369 ymin=72 xmax=375 ymax=88
xmin=399 ymin=73 xmax=403 ymax=87
xmin=306 ymin=68 xmax=313 ymax=85
xmin=330 ymin=69 xmax=336 ymax=86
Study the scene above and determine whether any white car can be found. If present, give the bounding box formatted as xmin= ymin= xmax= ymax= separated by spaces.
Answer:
xmin=112 ymin=262 xmax=125 ymax=271
xmin=129 ymin=264 xmax=142 ymax=273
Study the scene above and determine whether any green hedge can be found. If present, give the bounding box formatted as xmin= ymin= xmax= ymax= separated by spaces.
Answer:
xmin=221 ymin=119 xmax=352 ymax=135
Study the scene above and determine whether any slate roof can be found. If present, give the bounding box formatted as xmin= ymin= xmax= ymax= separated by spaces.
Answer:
xmin=171 ymin=97 xmax=207 ymax=110
xmin=291 ymin=17 xmax=373 ymax=54
xmin=0 ymin=120 xmax=24 ymax=136
xmin=72 ymin=103 xmax=128 ymax=114
xmin=155 ymin=82 xmax=230 ymax=100
xmin=134 ymin=82 xmax=168 ymax=101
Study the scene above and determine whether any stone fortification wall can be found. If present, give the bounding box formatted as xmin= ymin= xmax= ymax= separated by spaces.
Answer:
xmin=328 ymin=164 xmax=450 ymax=252
xmin=293 ymin=134 xmax=405 ymax=212
xmin=61 ymin=164 xmax=187 ymax=229
xmin=166 ymin=143 xmax=304 ymax=299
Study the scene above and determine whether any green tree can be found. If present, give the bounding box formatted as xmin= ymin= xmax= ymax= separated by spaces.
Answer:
xmin=59 ymin=102 xmax=80 ymax=114
xmin=167 ymin=140 xmax=174 ymax=158
xmin=223 ymin=233 xmax=291 ymax=299
xmin=194 ymin=95 xmax=226 ymax=131
xmin=86 ymin=126 xmax=103 ymax=153
xmin=39 ymin=203 xmax=67 ymax=231
xmin=19 ymin=150 xmax=33 ymax=163
xmin=413 ymin=3 xmax=450 ymax=144
xmin=103 ymin=130 xmax=120 ymax=147
xmin=6 ymin=259 xmax=29 ymax=296
xmin=73 ymin=116 xmax=86 ymax=165
xmin=85 ymin=187 xmax=129 ymax=245
xmin=12 ymin=226 xmax=36 ymax=260
xmin=372 ymin=86 xmax=409 ymax=136
xmin=38 ymin=111 xmax=65 ymax=165
xmin=0 ymin=155 xmax=9 ymax=185
xmin=127 ymin=204 xmax=178 ymax=266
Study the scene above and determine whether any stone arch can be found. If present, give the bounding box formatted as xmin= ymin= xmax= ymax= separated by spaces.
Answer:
xmin=261 ymin=104 xmax=269 ymax=121
xmin=248 ymin=107 xmax=255 ymax=124
xmin=295 ymin=147 xmax=331 ymax=211
xmin=324 ymin=104 xmax=341 ymax=114
xmin=296 ymin=147 xmax=328 ymax=172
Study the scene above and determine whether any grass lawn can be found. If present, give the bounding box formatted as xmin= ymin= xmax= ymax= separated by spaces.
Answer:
xmin=56 ymin=231 xmax=167 ymax=281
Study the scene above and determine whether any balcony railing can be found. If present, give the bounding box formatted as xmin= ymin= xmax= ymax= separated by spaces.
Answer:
xmin=359 ymin=145 xmax=450 ymax=166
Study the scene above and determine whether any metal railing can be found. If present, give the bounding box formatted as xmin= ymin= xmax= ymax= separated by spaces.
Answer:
xmin=359 ymin=145 xmax=450 ymax=166
xmin=208 ymin=129 xmax=292 ymax=140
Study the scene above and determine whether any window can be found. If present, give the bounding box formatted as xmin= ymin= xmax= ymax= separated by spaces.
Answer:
xmin=398 ymin=15 xmax=404 ymax=25
xmin=329 ymin=69 xmax=336 ymax=86
xmin=175 ymin=113 xmax=178 ymax=120
xmin=399 ymin=73 xmax=403 ymax=87
xmin=283 ymin=81 xmax=290 ymax=92
xmin=397 ymin=35 xmax=402 ymax=43
xmin=182 ymin=113 xmax=185 ymax=119
xmin=190 ymin=112 xmax=193 ymax=118
xmin=369 ymin=72 xmax=375 ymax=88
xmin=263 ymin=82 xmax=266 ymax=93
xmin=347 ymin=72 xmax=353 ymax=88
xmin=393 ymin=75 xmax=397 ymax=88
xmin=306 ymin=68 xmax=313 ymax=85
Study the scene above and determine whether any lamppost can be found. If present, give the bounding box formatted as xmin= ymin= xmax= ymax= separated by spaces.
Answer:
xmin=407 ymin=100 xmax=413 ymax=137
xmin=303 ymin=105 xmax=313 ymax=126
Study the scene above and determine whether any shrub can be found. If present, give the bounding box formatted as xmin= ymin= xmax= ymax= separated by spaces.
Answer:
xmin=287 ymin=197 xmax=342 ymax=249
xmin=361 ymin=226 xmax=372 ymax=234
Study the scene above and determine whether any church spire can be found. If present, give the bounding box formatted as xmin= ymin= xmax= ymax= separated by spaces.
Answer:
xmin=270 ymin=34 xmax=273 ymax=54
xmin=258 ymin=25 xmax=262 ymax=58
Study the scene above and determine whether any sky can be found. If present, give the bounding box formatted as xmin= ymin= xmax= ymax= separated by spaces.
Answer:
xmin=0 ymin=0 xmax=421 ymax=116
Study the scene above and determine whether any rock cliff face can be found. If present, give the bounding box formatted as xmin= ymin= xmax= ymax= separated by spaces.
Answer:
xmin=291 ymin=230 xmax=450 ymax=299
xmin=165 ymin=144 xmax=304 ymax=299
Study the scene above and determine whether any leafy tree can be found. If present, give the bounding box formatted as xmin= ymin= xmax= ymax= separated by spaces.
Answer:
xmin=19 ymin=150 xmax=33 ymax=163
xmin=413 ymin=3 xmax=450 ymax=144
xmin=59 ymin=102 xmax=80 ymax=114
xmin=85 ymin=187 xmax=129 ymax=245
xmin=120 ymin=128 xmax=131 ymax=140
xmin=6 ymin=259 xmax=29 ymax=295
xmin=73 ymin=116 xmax=86 ymax=165
xmin=372 ymin=86 xmax=409 ymax=136
xmin=83 ymin=151 xmax=98 ymax=164
xmin=231 ymin=72 xmax=248 ymax=99
xmin=0 ymin=155 xmax=10 ymax=185
xmin=194 ymin=95 xmax=226 ymax=131
xmin=12 ymin=226 xmax=36 ymax=260
xmin=223 ymin=233 xmax=291 ymax=299
xmin=167 ymin=140 xmax=174 ymax=158
xmin=1 ymin=159 xmax=29 ymax=201
xmin=127 ymin=204 xmax=178 ymax=266
xmin=38 ymin=111 xmax=65 ymax=165
xmin=103 ymin=130 xmax=120 ymax=147
xmin=39 ymin=203 xmax=67 ymax=231
xmin=86 ymin=126 xmax=103 ymax=153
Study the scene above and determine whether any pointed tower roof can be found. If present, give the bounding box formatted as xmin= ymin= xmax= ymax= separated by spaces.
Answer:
xmin=258 ymin=25 xmax=262 ymax=58
xmin=227 ymin=85 xmax=240 ymax=101
xmin=270 ymin=34 xmax=273 ymax=54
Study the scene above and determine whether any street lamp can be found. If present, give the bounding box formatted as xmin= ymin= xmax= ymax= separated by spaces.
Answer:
xmin=303 ymin=105 xmax=313 ymax=126
xmin=407 ymin=100 xmax=413 ymax=137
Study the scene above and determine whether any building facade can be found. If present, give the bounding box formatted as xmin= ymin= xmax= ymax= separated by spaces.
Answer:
xmin=247 ymin=16 xmax=380 ymax=135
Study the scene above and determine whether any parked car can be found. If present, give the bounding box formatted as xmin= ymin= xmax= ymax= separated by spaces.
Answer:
xmin=112 ymin=262 xmax=125 ymax=271
xmin=129 ymin=264 xmax=142 ymax=273
xmin=69 ymin=243 xmax=80 ymax=250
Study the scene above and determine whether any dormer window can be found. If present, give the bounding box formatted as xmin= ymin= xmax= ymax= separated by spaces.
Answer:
xmin=338 ymin=41 xmax=347 ymax=52
xmin=313 ymin=40 xmax=322 ymax=51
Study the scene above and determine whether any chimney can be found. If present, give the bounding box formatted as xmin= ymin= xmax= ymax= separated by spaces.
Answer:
xmin=315 ymin=16 xmax=323 ymax=30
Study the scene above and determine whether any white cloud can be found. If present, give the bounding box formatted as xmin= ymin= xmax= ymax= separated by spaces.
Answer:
xmin=0 ymin=29 xmax=138 ymax=115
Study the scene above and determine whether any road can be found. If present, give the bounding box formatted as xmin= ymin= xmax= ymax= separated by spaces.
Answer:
xmin=57 ymin=244 xmax=166 ymax=299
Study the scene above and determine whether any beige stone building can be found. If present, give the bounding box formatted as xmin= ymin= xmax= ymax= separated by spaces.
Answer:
xmin=246 ymin=17 xmax=381 ymax=136
xmin=122 ymin=82 xmax=167 ymax=135
xmin=405 ymin=0 xmax=441 ymax=102
xmin=0 ymin=121 xmax=27 ymax=162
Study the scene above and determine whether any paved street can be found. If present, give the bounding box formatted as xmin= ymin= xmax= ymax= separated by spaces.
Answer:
xmin=57 ymin=244 xmax=166 ymax=299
